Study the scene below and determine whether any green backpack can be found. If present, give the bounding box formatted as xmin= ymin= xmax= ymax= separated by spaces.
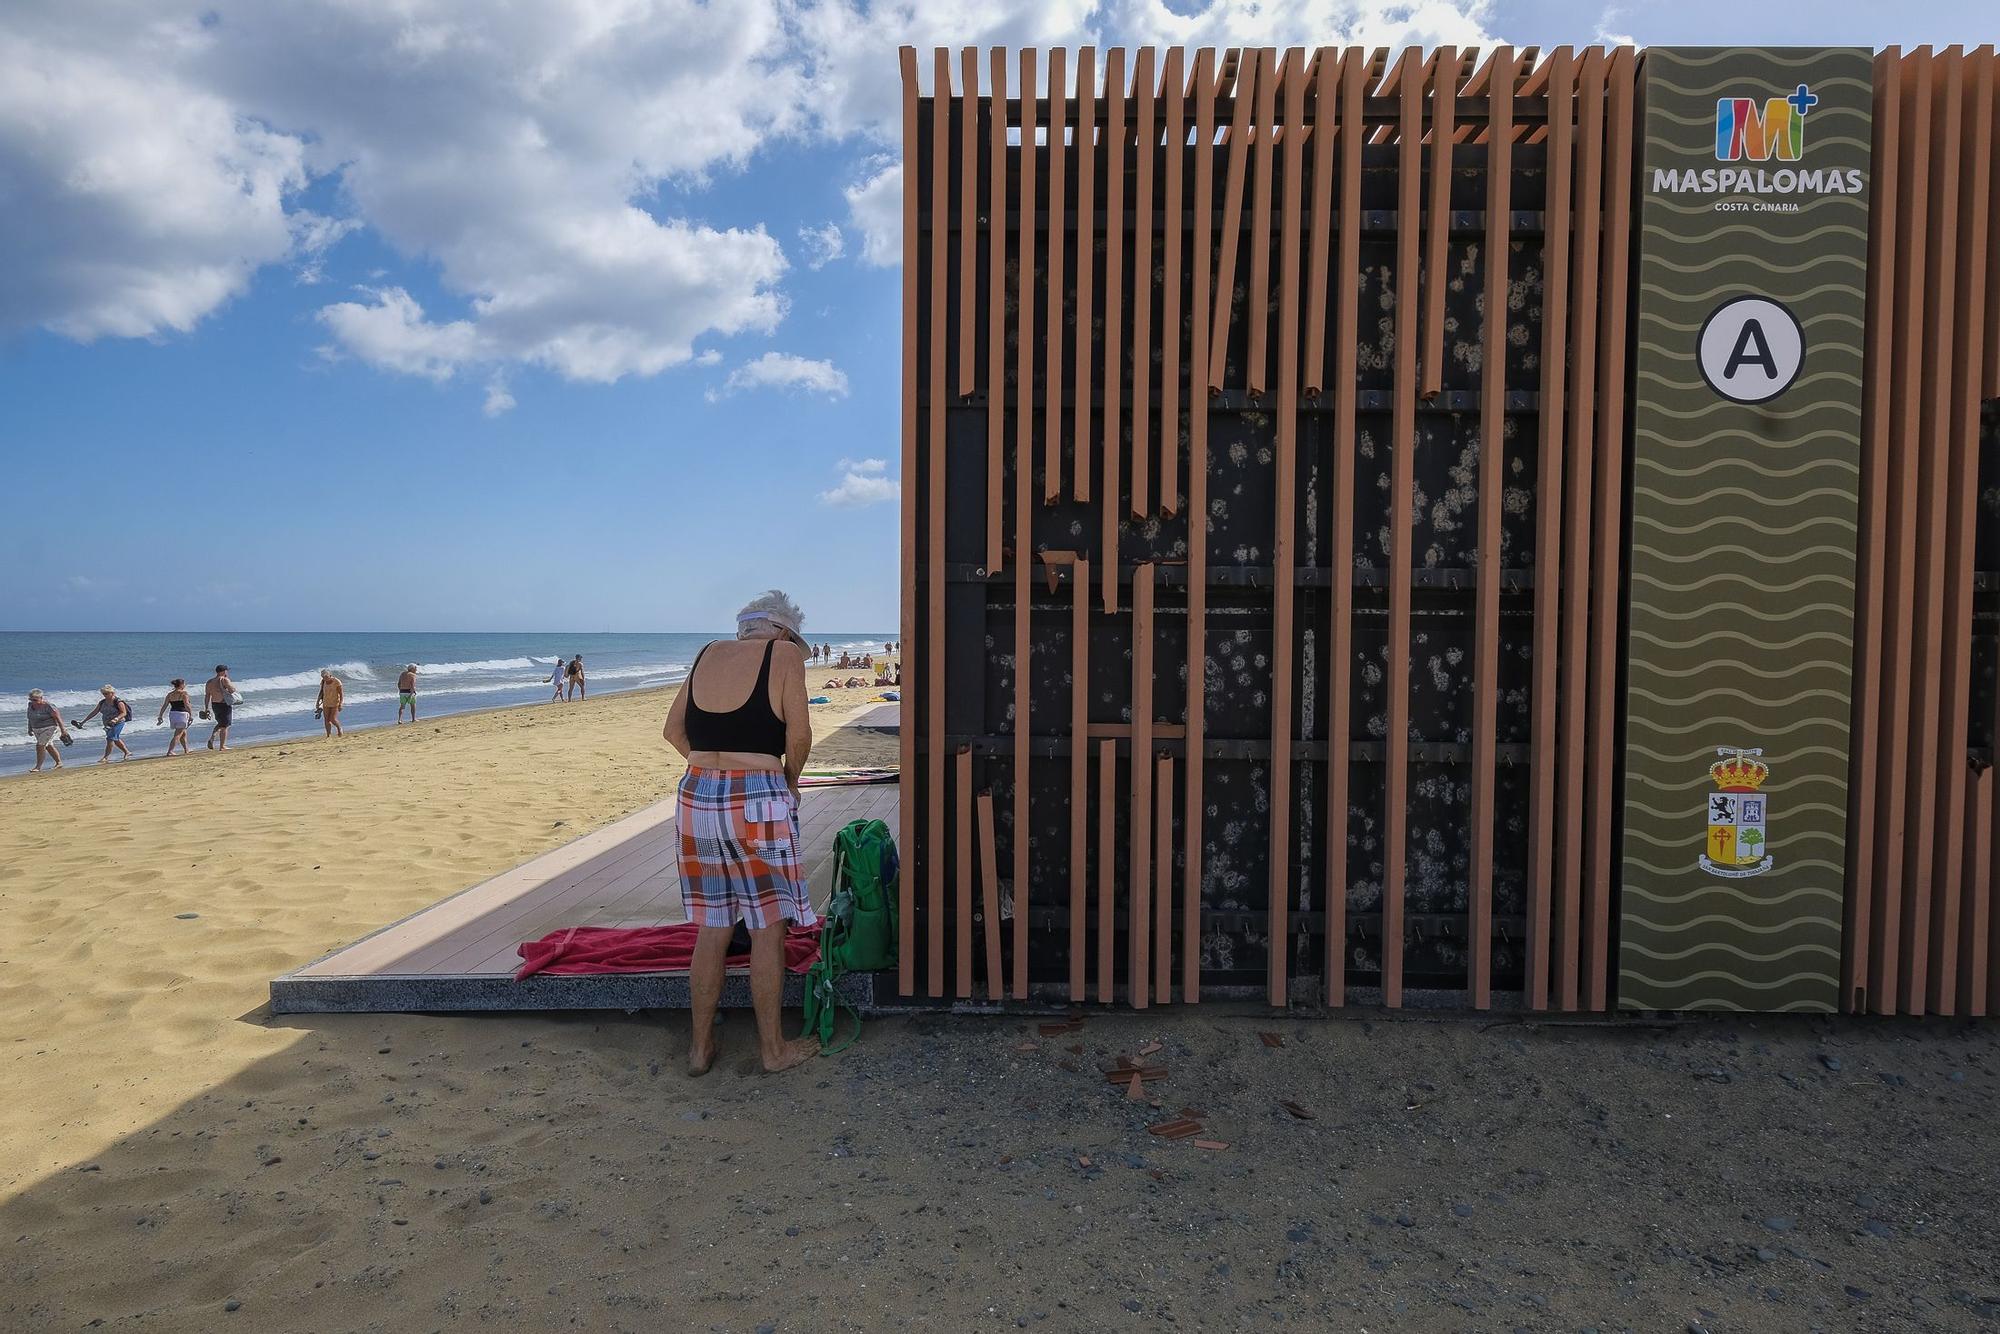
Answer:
xmin=802 ymin=817 xmax=900 ymax=1053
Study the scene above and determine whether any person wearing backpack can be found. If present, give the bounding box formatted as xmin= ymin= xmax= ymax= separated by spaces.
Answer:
xmin=73 ymin=685 xmax=134 ymax=764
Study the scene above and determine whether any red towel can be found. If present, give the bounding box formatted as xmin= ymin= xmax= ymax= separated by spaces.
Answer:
xmin=514 ymin=923 xmax=820 ymax=980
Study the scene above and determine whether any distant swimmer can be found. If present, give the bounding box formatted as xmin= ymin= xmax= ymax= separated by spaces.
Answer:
xmin=204 ymin=665 xmax=236 ymax=749
xmin=549 ymin=655 xmax=568 ymax=702
xmin=397 ymin=664 xmax=419 ymax=723
xmin=157 ymin=678 xmax=194 ymax=756
xmin=26 ymin=689 xmax=72 ymax=772
xmin=317 ymin=669 xmax=345 ymax=737
xmin=566 ymin=655 xmax=586 ymax=700
xmin=75 ymin=685 xmax=134 ymax=764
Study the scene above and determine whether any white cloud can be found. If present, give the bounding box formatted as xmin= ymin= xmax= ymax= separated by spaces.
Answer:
xmin=721 ymin=351 xmax=850 ymax=398
xmin=844 ymin=156 xmax=903 ymax=268
xmin=839 ymin=457 xmax=888 ymax=474
xmin=819 ymin=466 xmax=899 ymax=507
xmin=315 ymin=287 xmax=484 ymax=382
xmin=482 ymin=374 xmax=517 ymax=417
xmin=798 ymin=221 xmax=846 ymax=269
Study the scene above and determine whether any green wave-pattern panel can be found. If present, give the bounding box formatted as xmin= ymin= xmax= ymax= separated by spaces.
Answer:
xmin=1619 ymin=48 xmax=1873 ymax=1012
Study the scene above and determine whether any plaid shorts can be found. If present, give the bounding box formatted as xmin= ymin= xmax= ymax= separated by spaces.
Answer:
xmin=676 ymin=768 xmax=816 ymax=930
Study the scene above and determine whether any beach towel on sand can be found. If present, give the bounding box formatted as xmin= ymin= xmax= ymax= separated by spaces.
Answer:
xmin=514 ymin=923 xmax=820 ymax=980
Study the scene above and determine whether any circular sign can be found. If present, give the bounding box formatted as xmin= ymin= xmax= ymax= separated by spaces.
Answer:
xmin=1696 ymin=296 xmax=1805 ymax=404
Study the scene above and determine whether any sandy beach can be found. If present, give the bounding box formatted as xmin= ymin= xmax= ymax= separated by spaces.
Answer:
xmin=4 ymin=673 xmax=1998 ymax=1330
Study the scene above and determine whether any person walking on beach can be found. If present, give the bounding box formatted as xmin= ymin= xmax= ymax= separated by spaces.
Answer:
xmin=204 ymin=665 xmax=236 ymax=749
xmin=397 ymin=664 xmax=418 ymax=723
xmin=566 ymin=655 xmax=586 ymax=700
xmin=548 ymin=656 xmax=568 ymax=702
xmin=157 ymin=679 xmax=195 ymax=756
xmin=663 ymin=589 xmax=819 ymax=1075
xmin=74 ymin=685 xmax=134 ymax=764
xmin=316 ymin=669 xmax=345 ymax=737
xmin=26 ymin=690 xmax=71 ymax=771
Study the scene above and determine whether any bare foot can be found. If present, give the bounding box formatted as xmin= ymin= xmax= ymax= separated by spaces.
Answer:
xmin=687 ymin=1035 xmax=720 ymax=1077
xmin=760 ymin=1036 xmax=820 ymax=1073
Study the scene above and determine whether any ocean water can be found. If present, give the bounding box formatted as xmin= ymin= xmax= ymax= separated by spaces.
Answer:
xmin=0 ymin=631 xmax=894 ymax=777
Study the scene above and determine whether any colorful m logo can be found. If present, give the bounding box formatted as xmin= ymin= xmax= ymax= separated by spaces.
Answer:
xmin=1715 ymin=83 xmax=1816 ymax=161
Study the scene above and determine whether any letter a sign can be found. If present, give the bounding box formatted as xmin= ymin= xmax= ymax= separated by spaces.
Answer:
xmin=1697 ymin=295 xmax=1804 ymax=403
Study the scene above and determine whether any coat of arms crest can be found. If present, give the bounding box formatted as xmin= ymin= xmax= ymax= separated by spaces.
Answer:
xmin=1699 ymin=746 xmax=1772 ymax=878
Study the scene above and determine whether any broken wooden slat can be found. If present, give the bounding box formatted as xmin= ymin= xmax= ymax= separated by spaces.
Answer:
xmin=1246 ymin=47 xmax=1278 ymax=397
xmin=986 ymin=47 xmax=1009 ymax=577
xmin=1045 ymin=47 xmax=1067 ymax=506
xmin=1074 ymin=47 xmax=1097 ymax=504
xmin=1156 ymin=753 xmax=1174 ymax=1002
xmin=1160 ymin=48 xmax=1186 ymax=515
xmin=956 ymin=747 xmax=973 ymax=997
xmin=1207 ymin=49 xmax=1258 ymax=388
xmin=977 ymin=790 xmax=1004 ymax=1001
xmin=1420 ymin=46 xmax=1458 ymax=399
xmin=1070 ymin=555 xmax=1091 ymax=1001
xmin=1098 ymin=737 xmax=1117 ymax=1003
xmin=1302 ymin=47 xmax=1337 ymax=397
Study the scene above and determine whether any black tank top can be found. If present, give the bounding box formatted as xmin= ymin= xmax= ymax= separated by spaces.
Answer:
xmin=683 ymin=641 xmax=787 ymax=756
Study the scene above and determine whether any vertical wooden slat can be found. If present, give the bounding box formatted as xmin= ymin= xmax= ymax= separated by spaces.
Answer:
xmin=1013 ymin=48 xmax=1038 ymax=1002
xmin=986 ymin=47 xmax=1009 ymax=578
xmin=1045 ymin=48 xmax=1068 ymax=506
xmin=1420 ymin=46 xmax=1458 ymax=399
xmin=1184 ymin=50 xmax=1216 ymax=1005
xmin=1466 ymin=47 xmax=1514 ymax=1011
xmin=1155 ymin=754 xmax=1174 ymax=1000
xmin=956 ymin=747 xmax=973 ymax=996
xmin=1958 ymin=47 xmax=1996 ymax=1016
xmin=925 ymin=47 xmax=953 ymax=999
xmin=959 ymin=48 xmax=980 ymax=396
xmin=1161 ymin=49 xmax=1186 ymax=516
xmin=1555 ymin=47 xmax=1606 ymax=1011
xmin=1932 ymin=48 xmax=1991 ymax=1013
xmin=1524 ymin=48 xmax=1574 ymax=1011
xmin=1070 ymin=557 xmax=1091 ymax=1001
xmin=1584 ymin=47 xmax=1634 ymax=1013
xmin=1379 ymin=49 xmax=1426 ymax=1008
xmin=1131 ymin=49 xmax=1156 ymax=518
xmin=1097 ymin=737 xmax=1116 ymax=1002
xmin=1208 ymin=52 xmax=1258 ymax=387
xmin=1266 ymin=48 xmax=1306 ymax=1007
xmin=1900 ymin=49 xmax=1959 ymax=1012
xmin=1130 ymin=563 xmax=1155 ymax=1008
xmin=1873 ymin=49 xmax=1934 ymax=1011
xmin=1325 ymin=48 xmax=1364 ymax=1007
xmin=1103 ymin=48 xmax=1127 ymax=613
xmin=897 ymin=46 xmax=919 ymax=997
xmin=977 ymin=792 xmax=1004 ymax=1000
xmin=1846 ymin=48 xmax=1901 ymax=1012
xmin=1074 ymin=47 xmax=1097 ymax=504
xmin=1247 ymin=48 xmax=1278 ymax=397
xmin=1303 ymin=48 xmax=1337 ymax=397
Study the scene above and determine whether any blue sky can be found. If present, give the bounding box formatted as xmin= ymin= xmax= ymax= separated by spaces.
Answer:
xmin=2 ymin=1 xmax=1991 ymax=634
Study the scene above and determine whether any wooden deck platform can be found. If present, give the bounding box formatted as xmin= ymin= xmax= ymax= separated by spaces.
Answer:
xmin=270 ymin=782 xmax=897 ymax=1014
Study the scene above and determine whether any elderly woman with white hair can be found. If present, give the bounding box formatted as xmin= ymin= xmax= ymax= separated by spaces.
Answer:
xmin=26 ymin=690 xmax=72 ymax=772
xmin=663 ymin=589 xmax=820 ymax=1074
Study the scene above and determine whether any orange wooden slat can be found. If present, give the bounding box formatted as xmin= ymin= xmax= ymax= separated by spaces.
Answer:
xmin=1932 ymin=48 xmax=1991 ymax=1013
xmin=1015 ymin=47 xmax=1038 ymax=1002
xmin=1899 ymin=49 xmax=1959 ymax=1012
xmin=1161 ymin=48 xmax=1186 ymax=516
xmin=1185 ymin=49 xmax=1216 ymax=1005
xmin=1247 ymin=48 xmax=1278 ymax=397
xmin=977 ymin=790 xmax=1005 ymax=1000
xmin=987 ymin=47 xmax=1009 ymax=578
xmin=1097 ymin=736 xmax=1116 ymax=1002
xmin=1045 ymin=48 xmax=1068 ymax=506
xmin=1466 ymin=46 xmax=1515 ymax=1010
xmin=959 ymin=47 xmax=980 ymax=396
xmin=956 ymin=747 xmax=973 ymax=997
xmin=1420 ymin=46 xmax=1458 ymax=399
xmin=1523 ymin=47 xmax=1574 ymax=1011
xmin=1207 ymin=49 xmax=1258 ymax=388
xmin=1266 ymin=47 xmax=1306 ymax=1007
xmin=1131 ymin=48 xmax=1156 ymax=518
xmin=926 ymin=47 xmax=953 ymax=998
xmin=1103 ymin=48 xmax=1127 ymax=613
xmin=1379 ymin=45 xmax=1428 ymax=1009
xmin=1846 ymin=47 xmax=1901 ymax=1012
xmin=1584 ymin=47 xmax=1634 ymax=1012
xmin=1325 ymin=48 xmax=1364 ymax=1007
xmin=1554 ymin=46 xmax=1605 ymax=1011
xmin=1155 ymin=754 xmax=1174 ymax=1000
xmin=1302 ymin=47 xmax=1337 ymax=397
xmin=1130 ymin=562 xmax=1155 ymax=1007
xmin=1065 ymin=558 xmax=1091 ymax=1001
xmin=897 ymin=46 xmax=919 ymax=996
xmin=1074 ymin=47 xmax=1097 ymax=504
